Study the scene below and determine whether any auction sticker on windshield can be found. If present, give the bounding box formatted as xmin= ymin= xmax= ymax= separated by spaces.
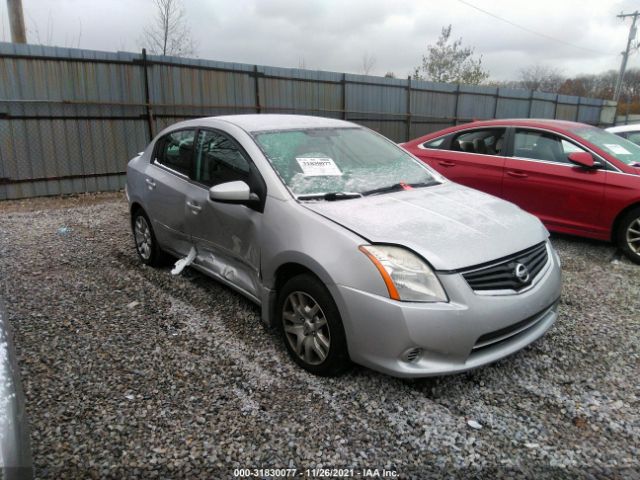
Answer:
xmin=604 ymin=144 xmax=632 ymax=155
xmin=296 ymin=157 xmax=343 ymax=176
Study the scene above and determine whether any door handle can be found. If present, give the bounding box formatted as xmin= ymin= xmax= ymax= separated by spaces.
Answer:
xmin=506 ymin=171 xmax=528 ymax=178
xmin=186 ymin=201 xmax=202 ymax=213
xmin=145 ymin=178 xmax=156 ymax=189
xmin=438 ymin=160 xmax=456 ymax=167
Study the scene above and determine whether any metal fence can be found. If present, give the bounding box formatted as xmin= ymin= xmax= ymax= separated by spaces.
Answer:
xmin=0 ymin=42 xmax=618 ymax=200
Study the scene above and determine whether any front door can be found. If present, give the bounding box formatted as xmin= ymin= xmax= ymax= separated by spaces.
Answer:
xmin=185 ymin=129 xmax=264 ymax=300
xmin=502 ymin=128 xmax=607 ymax=235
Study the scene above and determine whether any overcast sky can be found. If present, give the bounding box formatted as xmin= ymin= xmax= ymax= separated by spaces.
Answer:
xmin=1 ymin=0 xmax=639 ymax=80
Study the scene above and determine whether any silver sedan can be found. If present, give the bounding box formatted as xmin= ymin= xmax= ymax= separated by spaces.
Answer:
xmin=126 ymin=115 xmax=562 ymax=377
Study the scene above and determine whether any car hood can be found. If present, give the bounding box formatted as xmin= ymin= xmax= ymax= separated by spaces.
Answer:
xmin=304 ymin=183 xmax=548 ymax=271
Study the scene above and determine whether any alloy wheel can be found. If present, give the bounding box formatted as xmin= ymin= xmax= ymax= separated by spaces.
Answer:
xmin=626 ymin=217 xmax=640 ymax=254
xmin=134 ymin=216 xmax=153 ymax=260
xmin=282 ymin=291 xmax=331 ymax=365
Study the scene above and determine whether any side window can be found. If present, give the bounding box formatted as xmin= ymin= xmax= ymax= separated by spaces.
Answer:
xmin=450 ymin=129 xmax=506 ymax=156
xmin=155 ymin=130 xmax=195 ymax=176
xmin=194 ymin=130 xmax=251 ymax=187
xmin=514 ymin=129 xmax=587 ymax=164
xmin=561 ymin=139 xmax=584 ymax=154
xmin=421 ymin=137 xmax=446 ymax=149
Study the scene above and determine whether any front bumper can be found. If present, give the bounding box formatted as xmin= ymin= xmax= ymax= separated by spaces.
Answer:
xmin=330 ymin=243 xmax=562 ymax=378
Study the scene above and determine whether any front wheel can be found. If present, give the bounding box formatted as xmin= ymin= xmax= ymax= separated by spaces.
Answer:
xmin=277 ymin=274 xmax=350 ymax=376
xmin=617 ymin=207 xmax=640 ymax=264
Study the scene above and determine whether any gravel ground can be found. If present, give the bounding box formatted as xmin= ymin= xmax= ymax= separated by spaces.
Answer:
xmin=0 ymin=192 xmax=638 ymax=479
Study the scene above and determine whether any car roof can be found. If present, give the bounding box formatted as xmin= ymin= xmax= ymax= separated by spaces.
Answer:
xmin=197 ymin=114 xmax=356 ymax=133
xmin=450 ymin=118 xmax=592 ymax=130
xmin=606 ymin=124 xmax=640 ymax=133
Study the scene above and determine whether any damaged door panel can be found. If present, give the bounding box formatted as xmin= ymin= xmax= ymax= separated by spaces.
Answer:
xmin=186 ymin=193 xmax=262 ymax=300
xmin=184 ymin=129 xmax=263 ymax=300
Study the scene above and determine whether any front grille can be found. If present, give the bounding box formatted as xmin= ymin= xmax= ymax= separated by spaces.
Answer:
xmin=462 ymin=242 xmax=548 ymax=292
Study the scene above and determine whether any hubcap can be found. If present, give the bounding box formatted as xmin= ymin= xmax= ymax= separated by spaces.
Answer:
xmin=134 ymin=216 xmax=153 ymax=260
xmin=627 ymin=217 xmax=640 ymax=254
xmin=282 ymin=291 xmax=330 ymax=365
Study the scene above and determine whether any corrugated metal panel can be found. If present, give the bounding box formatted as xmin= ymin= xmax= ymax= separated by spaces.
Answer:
xmin=411 ymin=80 xmax=457 ymax=121
xmin=555 ymin=94 xmax=580 ymax=121
xmin=345 ymin=74 xmax=407 ymax=121
xmin=147 ymin=56 xmax=256 ymax=119
xmin=577 ymin=105 xmax=601 ymax=124
xmin=530 ymin=101 xmax=556 ymax=118
xmin=260 ymin=66 xmax=342 ymax=118
xmin=456 ymin=85 xmax=498 ymax=120
xmin=0 ymin=43 xmax=149 ymax=199
xmin=495 ymin=87 xmax=530 ymax=118
xmin=355 ymin=120 xmax=407 ymax=143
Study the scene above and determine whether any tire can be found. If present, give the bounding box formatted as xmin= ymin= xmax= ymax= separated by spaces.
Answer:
xmin=276 ymin=273 xmax=350 ymax=376
xmin=617 ymin=206 xmax=640 ymax=265
xmin=131 ymin=208 xmax=167 ymax=267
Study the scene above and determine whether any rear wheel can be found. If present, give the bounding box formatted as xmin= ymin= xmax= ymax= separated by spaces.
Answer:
xmin=277 ymin=274 xmax=350 ymax=376
xmin=132 ymin=209 xmax=166 ymax=267
xmin=617 ymin=206 xmax=640 ymax=264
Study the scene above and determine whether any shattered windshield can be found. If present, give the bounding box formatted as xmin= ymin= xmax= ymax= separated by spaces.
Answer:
xmin=253 ymin=127 xmax=439 ymax=198
xmin=570 ymin=126 xmax=640 ymax=166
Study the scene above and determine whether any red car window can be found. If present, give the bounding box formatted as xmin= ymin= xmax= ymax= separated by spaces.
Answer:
xmin=513 ymin=129 xmax=588 ymax=164
xmin=451 ymin=129 xmax=506 ymax=156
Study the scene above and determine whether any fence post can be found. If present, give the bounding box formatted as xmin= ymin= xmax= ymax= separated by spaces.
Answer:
xmin=492 ymin=86 xmax=499 ymax=119
xmin=527 ymin=90 xmax=534 ymax=117
xmin=453 ymin=84 xmax=460 ymax=125
xmin=406 ymin=76 xmax=412 ymax=141
xmin=626 ymin=95 xmax=630 ymax=124
xmin=575 ymin=96 xmax=581 ymax=122
xmin=341 ymin=73 xmax=347 ymax=120
xmin=253 ymin=65 xmax=262 ymax=113
xmin=553 ymin=94 xmax=559 ymax=119
xmin=141 ymin=48 xmax=154 ymax=140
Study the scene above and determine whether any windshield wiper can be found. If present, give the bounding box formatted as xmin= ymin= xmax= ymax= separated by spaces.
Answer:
xmin=297 ymin=192 xmax=363 ymax=201
xmin=362 ymin=181 xmax=438 ymax=196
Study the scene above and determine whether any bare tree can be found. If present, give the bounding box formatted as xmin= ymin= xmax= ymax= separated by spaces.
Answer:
xmin=26 ymin=10 xmax=82 ymax=48
xmin=361 ymin=53 xmax=376 ymax=75
xmin=413 ymin=25 xmax=489 ymax=85
xmin=384 ymin=71 xmax=396 ymax=78
xmin=141 ymin=0 xmax=196 ymax=57
xmin=519 ymin=65 xmax=564 ymax=93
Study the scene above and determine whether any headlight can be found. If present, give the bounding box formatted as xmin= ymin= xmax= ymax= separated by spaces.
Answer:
xmin=359 ymin=245 xmax=448 ymax=302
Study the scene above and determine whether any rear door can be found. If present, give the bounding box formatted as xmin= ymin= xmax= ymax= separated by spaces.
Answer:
xmin=143 ymin=129 xmax=196 ymax=256
xmin=413 ymin=128 xmax=507 ymax=197
xmin=502 ymin=128 xmax=607 ymax=235
xmin=184 ymin=129 xmax=265 ymax=300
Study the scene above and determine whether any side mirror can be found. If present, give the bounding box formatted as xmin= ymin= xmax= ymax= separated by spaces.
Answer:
xmin=209 ymin=181 xmax=259 ymax=204
xmin=568 ymin=152 xmax=601 ymax=169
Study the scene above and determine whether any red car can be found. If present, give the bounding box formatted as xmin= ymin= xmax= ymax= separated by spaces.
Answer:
xmin=402 ymin=119 xmax=640 ymax=264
